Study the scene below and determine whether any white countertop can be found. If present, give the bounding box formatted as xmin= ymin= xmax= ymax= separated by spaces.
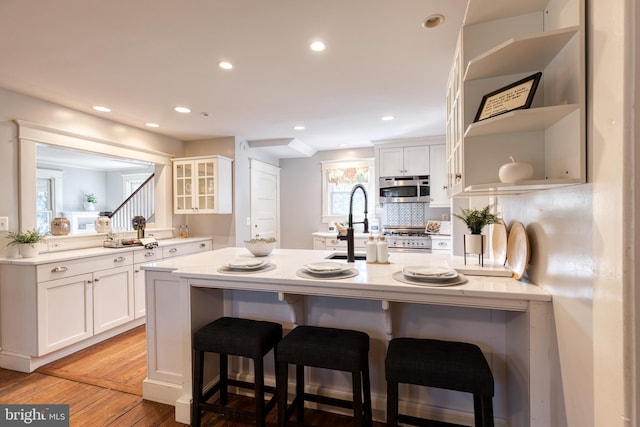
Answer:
xmin=143 ymin=247 xmax=550 ymax=309
xmin=0 ymin=237 xmax=211 ymax=265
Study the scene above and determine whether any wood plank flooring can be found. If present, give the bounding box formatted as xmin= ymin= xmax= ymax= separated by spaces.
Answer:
xmin=0 ymin=326 xmax=385 ymax=426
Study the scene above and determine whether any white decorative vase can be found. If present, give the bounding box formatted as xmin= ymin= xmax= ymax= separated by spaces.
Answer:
xmin=19 ymin=243 xmax=40 ymax=258
xmin=464 ymin=234 xmax=484 ymax=255
xmin=83 ymin=202 xmax=95 ymax=211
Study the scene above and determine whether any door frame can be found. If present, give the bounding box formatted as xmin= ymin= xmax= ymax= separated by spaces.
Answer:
xmin=249 ymin=159 xmax=281 ymax=243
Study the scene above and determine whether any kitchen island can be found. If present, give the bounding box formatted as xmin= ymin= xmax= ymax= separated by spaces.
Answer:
xmin=142 ymin=247 xmax=551 ymax=426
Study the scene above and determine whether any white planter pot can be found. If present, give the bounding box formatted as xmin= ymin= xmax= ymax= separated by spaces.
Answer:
xmin=19 ymin=243 xmax=40 ymax=258
xmin=83 ymin=202 xmax=96 ymax=211
xmin=464 ymin=234 xmax=484 ymax=255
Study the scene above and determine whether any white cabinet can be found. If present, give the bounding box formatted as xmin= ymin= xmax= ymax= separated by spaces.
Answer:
xmin=312 ymin=235 xmax=368 ymax=251
xmin=0 ymin=237 xmax=212 ymax=372
xmin=428 ymin=145 xmax=449 ymax=207
xmin=92 ymin=263 xmax=135 ymax=334
xmin=378 ymin=145 xmax=429 ymax=177
xmin=430 ymin=235 xmax=452 ymax=254
xmin=446 ymin=0 xmax=585 ymax=196
xmin=173 ymin=155 xmax=233 ymax=214
xmin=37 ymin=273 xmax=93 ymax=355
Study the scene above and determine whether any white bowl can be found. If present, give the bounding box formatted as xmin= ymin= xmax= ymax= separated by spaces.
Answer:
xmin=244 ymin=238 xmax=276 ymax=257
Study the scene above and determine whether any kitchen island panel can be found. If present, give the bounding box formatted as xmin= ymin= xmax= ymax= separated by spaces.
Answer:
xmin=143 ymin=247 xmax=550 ymax=426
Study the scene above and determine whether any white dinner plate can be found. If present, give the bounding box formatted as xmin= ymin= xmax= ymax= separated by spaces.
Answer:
xmin=303 ymin=262 xmax=351 ymax=275
xmin=402 ymin=265 xmax=458 ymax=278
xmin=225 ymin=259 xmax=267 ymax=270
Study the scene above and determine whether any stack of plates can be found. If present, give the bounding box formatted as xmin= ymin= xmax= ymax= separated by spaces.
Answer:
xmin=396 ymin=265 xmax=467 ymax=286
xmin=302 ymin=262 xmax=352 ymax=276
xmin=224 ymin=259 xmax=269 ymax=271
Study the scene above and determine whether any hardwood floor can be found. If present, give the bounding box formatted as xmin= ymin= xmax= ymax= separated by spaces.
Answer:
xmin=0 ymin=326 xmax=385 ymax=426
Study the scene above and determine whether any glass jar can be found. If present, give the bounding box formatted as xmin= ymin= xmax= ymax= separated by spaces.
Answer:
xmin=179 ymin=225 xmax=189 ymax=238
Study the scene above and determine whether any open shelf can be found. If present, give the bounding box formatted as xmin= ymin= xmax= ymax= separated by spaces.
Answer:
xmin=464 ymin=26 xmax=579 ymax=81
xmin=463 ymin=0 xmax=549 ymax=26
xmin=464 ymin=104 xmax=579 ymax=138
xmin=463 ymin=178 xmax=584 ymax=195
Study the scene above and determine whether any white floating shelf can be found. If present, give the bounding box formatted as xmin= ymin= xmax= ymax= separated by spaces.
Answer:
xmin=464 ymin=104 xmax=579 ymax=138
xmin=464 ymin=26 xmax=579 ymax=81
xmin=463 ymin=178 xmax=584 ymax=195
xmin=463 ymin=0 xmax=549 ymax=26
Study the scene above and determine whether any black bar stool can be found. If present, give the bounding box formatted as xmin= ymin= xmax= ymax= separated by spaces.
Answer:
xmin=385 ymin=337 xmax=495 ymax=427
xmin=276 ymin=325 xmax=372 ymax=427
xmin=192 ymin=316 xmax=282 ymax=427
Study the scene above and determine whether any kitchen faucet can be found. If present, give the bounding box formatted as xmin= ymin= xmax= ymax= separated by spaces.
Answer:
xmin=337 ymin=183 xmax=369 ymax=262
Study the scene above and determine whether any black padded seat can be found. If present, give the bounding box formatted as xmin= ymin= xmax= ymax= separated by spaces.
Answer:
xmin=192 ymin=317 xmax=282 ymax=427
xmin=385 ymin=337 xmax=495 ymax=427
xmin=276 ymin=325 xmax=372 ymax=427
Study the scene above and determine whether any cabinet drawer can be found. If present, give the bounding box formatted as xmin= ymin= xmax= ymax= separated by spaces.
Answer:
xmin=37 ymin=252 xmax=134 ymax=282
xmin=162 ymin=240 xmax=211 ymax=259
xmin=431 ymin=237 xmax=452 ymax=250
xmin=134 ymin=249 xmax=162 ymax=264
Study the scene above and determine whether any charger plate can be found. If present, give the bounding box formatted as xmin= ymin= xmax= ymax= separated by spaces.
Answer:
xmin=392 ymin=271 xmax=467 ymax=287
xmin=217 ymin=264 xmax=277 ymax=274
xmin=296 ymin=268 xmax=359 ymax=280
xmin=506 ymin=221 xmax=530 ymax=279
xmin=491 ymin=221 xmax=508 ymax=265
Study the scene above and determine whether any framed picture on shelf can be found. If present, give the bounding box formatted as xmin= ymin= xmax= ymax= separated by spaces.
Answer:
xmin=425 ymin=221 xmax=441 ymax=234
xmin=474 ymin=72 xmax=542 ymax=122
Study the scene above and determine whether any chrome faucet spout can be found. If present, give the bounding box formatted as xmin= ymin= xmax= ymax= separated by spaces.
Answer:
xmin=336 ymin=184 xmax=369 ymax=262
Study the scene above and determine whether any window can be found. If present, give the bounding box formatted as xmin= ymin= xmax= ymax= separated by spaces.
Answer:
xmin=321 ymin=158 xmax=375 ymax=224
xmin=36 ymin=169 xmax=63 ymax=234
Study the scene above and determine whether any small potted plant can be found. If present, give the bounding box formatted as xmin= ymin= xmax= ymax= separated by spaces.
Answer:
xmin=7 ymin=229 xmax=49 ymax=258
xmin=84 ymin=193 xmax=97 ymax=211
xmin=453 ymin=205 xmax=500 ymax=257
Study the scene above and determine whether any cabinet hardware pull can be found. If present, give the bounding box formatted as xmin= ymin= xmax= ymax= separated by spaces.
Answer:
xmin=114 ymin=256 xmax=126 ymax=262
xmin=145 ymin=252 xmax=154 ymax=257
xmin=439 ymin=242 xmax=446 ymax=246
xmin=135 ymin=269 xmax=140 ymax=273
xmin=169 ymin=248 xmax=178 ymax=253
xmin=51 ymin=266 xmax=68 ymax=273
xmin=94 ymin=278 xmax=100 ymax=282
xmin=86 ymin=279 xmax=93 ymax=284
xmin=199 ymin=243 xmax=206 ymax=248
xmin=455 ymin=173 xmax=462 ymax=179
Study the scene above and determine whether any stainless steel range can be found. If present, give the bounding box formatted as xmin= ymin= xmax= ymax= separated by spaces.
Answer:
xmin=382 ymin=226 xmax=432 ymax=252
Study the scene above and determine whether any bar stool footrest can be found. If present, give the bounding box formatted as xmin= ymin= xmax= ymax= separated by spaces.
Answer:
xmin=398 ymin=413 xmax=467 ymax=427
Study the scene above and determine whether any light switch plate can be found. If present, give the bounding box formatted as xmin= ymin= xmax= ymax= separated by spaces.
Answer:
xmin=0 ymin=217 xmax=8 ymax=231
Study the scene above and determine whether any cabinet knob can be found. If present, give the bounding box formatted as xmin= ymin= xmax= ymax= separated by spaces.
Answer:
xmin=455 ymin=173 xmax=462 ymax=179
xmin=86 ymin=279 xmax=93 ymax=284
xmin=94 ymin=277 xmax=101 ymax=282
xmin=443 ymin=185 xmax=448 ymax=190
xmin=135 ymin=269 xmax=141 ymax=273
xmin=199 ymin=243 xmax=206 ymax=248
xmin=114 ymin=256 xmax=126 ymax=262
xmin=51 ymin=266 xmax=68 ymax=273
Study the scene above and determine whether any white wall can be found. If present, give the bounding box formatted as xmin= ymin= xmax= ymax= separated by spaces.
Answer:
xmin=280 ymin=147 xmax=374 ymax=249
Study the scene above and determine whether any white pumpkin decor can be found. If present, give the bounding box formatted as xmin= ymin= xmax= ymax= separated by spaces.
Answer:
xmin=498 ymin=156 xmax=534 ymax=183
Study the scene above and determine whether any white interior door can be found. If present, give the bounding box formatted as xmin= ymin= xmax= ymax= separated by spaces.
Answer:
xmin=250 ymin=159 xmax=280 ymax=242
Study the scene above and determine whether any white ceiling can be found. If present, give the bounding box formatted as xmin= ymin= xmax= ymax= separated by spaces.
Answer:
xmin=0 ymin=0 xmax=468 ymax=155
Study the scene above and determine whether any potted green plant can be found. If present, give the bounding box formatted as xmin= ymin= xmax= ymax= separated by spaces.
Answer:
xmin=453 ymin=205 xmax=500 ymax=257
xmin=7 ymin=229 xmax=49 ymax=258
xmin=84 ymin=193 xmax=97 ymax=211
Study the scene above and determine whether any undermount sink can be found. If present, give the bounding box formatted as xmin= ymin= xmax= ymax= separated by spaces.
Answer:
xmin=326 ymin=253 xmax=367 ymax=261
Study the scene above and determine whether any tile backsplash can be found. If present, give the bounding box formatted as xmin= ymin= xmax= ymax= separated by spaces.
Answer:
xmin=382 ymin=203 xmax=450 ymax=227
xmin=384 ymin=203 xmax=425 ymax=226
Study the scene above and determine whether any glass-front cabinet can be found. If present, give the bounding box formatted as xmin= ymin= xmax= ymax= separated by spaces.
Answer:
xmin=172 ymin=155 xmax=233 ymax=214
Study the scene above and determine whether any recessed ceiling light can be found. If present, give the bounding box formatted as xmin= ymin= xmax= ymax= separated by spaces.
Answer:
xmin=93 ymin=105 xmax=111 ymax=112
xmin=423 ymin=14 xmax=445 ymax=29
xmin=218 ymin=61 xmax=233 ymax=70
xmin=174 ymin=106 xmax=191 ymax=113
xmin=381 ymin=115 xmax=395 ymax=121
xmin=310 ymin=41 xmax=326 ymax=52
xmin=145 ymin=123 xmax=160 ymax=128
xmin=293 ymin=125 xmax=306 ymax=131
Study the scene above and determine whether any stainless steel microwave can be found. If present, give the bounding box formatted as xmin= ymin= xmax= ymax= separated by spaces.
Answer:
xmin=379 ymin=176 xmax=430 ymax=203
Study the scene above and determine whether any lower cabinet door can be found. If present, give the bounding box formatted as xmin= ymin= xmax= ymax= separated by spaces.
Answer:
xmin=37 ymin=273 xmax=94 ymax=356
xmin=133 ymin=264 xmax=146 ymax=319
xmin=93 ymin=266 xmax=135 ymax=334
